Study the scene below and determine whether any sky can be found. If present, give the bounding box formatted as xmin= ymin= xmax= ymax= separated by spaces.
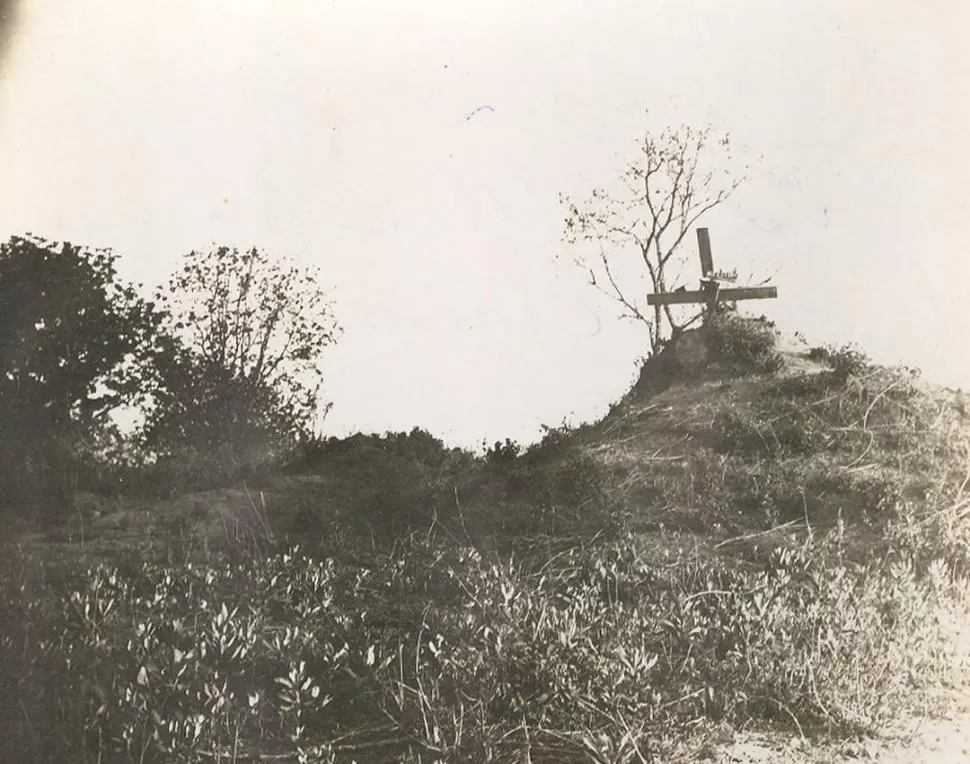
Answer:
xmin=0 ymin=1 xmax=968 ymax=449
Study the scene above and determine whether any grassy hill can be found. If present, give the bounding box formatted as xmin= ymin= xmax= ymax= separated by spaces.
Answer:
xmin=4 ymin=311 xmax=970 ymax=762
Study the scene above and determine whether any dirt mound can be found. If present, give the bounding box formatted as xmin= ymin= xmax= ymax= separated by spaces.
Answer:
xmin=632 ymin=313 xmax=791 ymax=397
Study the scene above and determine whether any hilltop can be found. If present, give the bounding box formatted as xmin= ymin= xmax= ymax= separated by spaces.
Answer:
xmin=270 ymin=310 xmax=970 ymax=570
xmin=4 ymin=311 xmax=970 ymax=762
xmin=26 ymin=311 xmax=970 ymax=564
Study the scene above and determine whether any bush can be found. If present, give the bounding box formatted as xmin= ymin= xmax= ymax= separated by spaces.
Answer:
xmin=142 ymin=443 xmax=277 ymax=499
xmin=476 ymin=439 xmax=621 ymax=538
xmin=809 ymin=343 xmax=871 ymax=384
xmin=483 ymin=438 xmax=522 ymax=468
xmin=295 ymin=428 xmax=468 ymax=474
xmin=712 ymin=405 xmax=819 ymax=457
xmin=704 ymin=311 xmax=783 ymax=376
xmin=285 ymin=431 xmax=478 ymax=547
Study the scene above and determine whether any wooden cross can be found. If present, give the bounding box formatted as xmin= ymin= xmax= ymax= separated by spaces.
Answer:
xmin=646 ymin=228 xmax=777 ymax=313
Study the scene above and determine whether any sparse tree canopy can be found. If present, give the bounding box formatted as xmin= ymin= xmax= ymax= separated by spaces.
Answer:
xmin=0 ymin=235 xmax=159 ymax=510
xmin=145 ymin=246 xmax=340 ymax=469
xmin=561 ymin=123 xmax=749 ymax=353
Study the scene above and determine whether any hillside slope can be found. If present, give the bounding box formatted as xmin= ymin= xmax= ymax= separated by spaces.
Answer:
xmin=6 ymin=312 xmax=970 ymax=762
xmin=572 ymin=315 xmax=968 ymax=555
xmin=62 ymin=312 xmax=970 ymax=568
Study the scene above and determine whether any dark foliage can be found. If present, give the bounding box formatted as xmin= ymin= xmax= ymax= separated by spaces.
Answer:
xmin=0 ymin=235 xmax=160 ymax=518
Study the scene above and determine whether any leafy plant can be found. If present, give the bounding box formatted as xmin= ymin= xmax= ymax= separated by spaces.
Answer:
xmin=704 ymin=311 xmax=783 ymax=376
xmin=2 ymin=524 xmax=968 ymax=762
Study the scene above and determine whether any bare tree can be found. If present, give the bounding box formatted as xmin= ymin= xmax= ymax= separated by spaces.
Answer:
xmin=560 ymin=123 xmax=748 ymax=353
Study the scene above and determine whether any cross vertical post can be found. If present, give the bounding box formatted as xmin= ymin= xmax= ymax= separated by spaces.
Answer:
xmin=696 ymin=228 xmax=720 ymax=314
xmin=697 ymin=228 xmax=714 ymax=278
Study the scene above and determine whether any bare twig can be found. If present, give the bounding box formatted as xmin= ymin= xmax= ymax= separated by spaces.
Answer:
xmin=713 ymin=519 xmax=803 ymax=550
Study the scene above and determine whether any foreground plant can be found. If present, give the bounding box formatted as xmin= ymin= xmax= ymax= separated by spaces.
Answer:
xmin=2 ymin=524 xmax=967 ymax=762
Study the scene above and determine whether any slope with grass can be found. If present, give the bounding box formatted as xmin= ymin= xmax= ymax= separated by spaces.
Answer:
xmin=3 ymin=312 xmax=970 ymax=762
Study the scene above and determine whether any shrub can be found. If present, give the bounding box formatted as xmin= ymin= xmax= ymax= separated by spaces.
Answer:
xmin=283 ymin=431 xmax=479 ymax=547
xmin=483 ymin=438 xmax=522 ymax=468
xmin=295 ymin=428 xmax=469 ymax=474
xmin=475 ymin=440 xmax=621 ymax=538
xmin=704 ymin=311 xmax=783 ymax=376
xmin=809 ymin=343 xmax=871 ymax=384
xmin=712 ymin=405 xmax=819 ymax=457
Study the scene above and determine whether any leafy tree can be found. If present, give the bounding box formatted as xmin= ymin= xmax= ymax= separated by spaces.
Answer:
xmin=560 ymin=123 xmax=749 ymax=353
xmin=0 ymin=234 xmax=159 ymax=514
xmin=144 ymin=246 xmax=340 ymax=481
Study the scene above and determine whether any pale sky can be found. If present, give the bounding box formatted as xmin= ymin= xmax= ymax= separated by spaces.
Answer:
xmin=0 ymin=1 xmax=968 ymax=448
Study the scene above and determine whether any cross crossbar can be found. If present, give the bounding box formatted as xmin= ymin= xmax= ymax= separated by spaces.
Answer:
xmin=647 ymin=286 xmax=777 ymax=306
xmin=646 ymin=228 xmax=777 ymax=311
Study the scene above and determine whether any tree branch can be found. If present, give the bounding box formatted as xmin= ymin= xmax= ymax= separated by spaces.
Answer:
xmin=587 ymin=247 xmax=651 ymax=327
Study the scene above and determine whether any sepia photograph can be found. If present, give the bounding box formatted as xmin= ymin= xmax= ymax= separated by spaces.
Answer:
xmin=1 ymin=2 xmax=969 ymax=761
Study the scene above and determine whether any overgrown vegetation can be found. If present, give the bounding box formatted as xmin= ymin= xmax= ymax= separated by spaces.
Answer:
xmin=0 ymin=235 xmax=161 ymax=520
xmin=5 ymin=103 xmax=968 ymax=760
xmin=3 ymin=257 xmax=970 ymax=761
xmin=0 ymin=236 xmax=341 ymax=514
xmin=807 ymin=342 xmax=871 ymax=384
xmin=3 ymin=522 xmax=968 ymax=762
